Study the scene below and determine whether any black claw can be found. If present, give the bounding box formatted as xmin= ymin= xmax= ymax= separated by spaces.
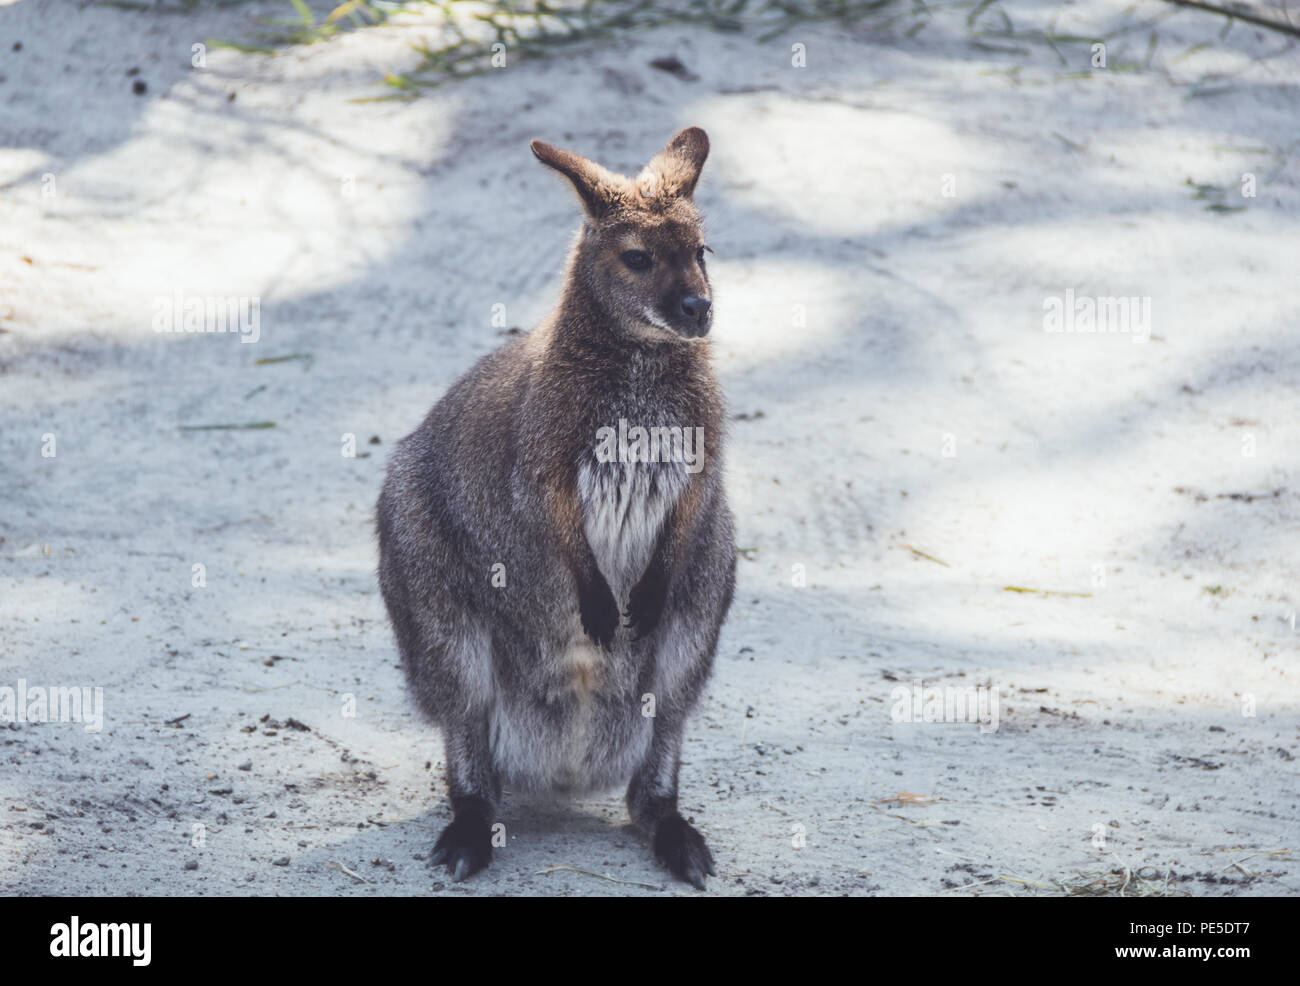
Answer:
xmin=626 ymin=565 xmax=668 ymax=640
xmin=652 ymin=813 xmax=714 ymax=891
xmin=579 ymin=571 xmax=620 ymax=650
xmin=431 ymin=814 xmax=493 ymax=882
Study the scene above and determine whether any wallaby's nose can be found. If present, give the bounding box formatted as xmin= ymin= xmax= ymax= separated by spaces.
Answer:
xmin=681 ymin=296 xmax=711 ymax=321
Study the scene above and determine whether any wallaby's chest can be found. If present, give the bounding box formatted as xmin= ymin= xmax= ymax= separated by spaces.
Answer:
xmin=579 ymin=453 xmax=689 ymax=599
xmin=570 ymin=355 xmax=710 ymax=596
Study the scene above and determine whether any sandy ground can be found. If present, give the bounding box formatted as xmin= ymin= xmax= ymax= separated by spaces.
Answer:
xmin=1 ymin=0 xmax=1297 ymax=896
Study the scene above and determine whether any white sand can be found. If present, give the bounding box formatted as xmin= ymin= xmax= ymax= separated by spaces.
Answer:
xmin=1 ymin=0 xmax=1296 ymax=895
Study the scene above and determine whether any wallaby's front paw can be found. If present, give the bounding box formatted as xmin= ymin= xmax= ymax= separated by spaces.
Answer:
xmin=579 ymin=573 xmax=620 ymax=650
xmin=430 ymin=815 xmax=493 ymax=882
xmin=653 ymin=813 xmax=715 ymax=891
xmin=625 ymin=566 xmax=668 ymax=639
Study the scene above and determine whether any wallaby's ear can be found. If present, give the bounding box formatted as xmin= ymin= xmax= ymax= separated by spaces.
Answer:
xmin=530 ymin=138 xmax=625 ymax=219
xmin=637 ymin=126 xmax=709 ymax=202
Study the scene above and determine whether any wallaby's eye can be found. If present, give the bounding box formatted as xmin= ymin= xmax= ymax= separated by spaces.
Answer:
xmin=621 ymin=250 xmax=652 ymax=272
xmin=696 ymin=245 xmax=713 ymax=264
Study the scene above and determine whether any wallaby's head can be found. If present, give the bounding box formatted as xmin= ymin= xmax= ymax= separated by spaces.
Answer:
xmin=531 ymin=127 xmax=713 ymax=342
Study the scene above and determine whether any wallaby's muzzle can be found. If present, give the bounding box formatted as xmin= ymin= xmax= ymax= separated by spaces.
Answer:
xmin=678 ymin=295 xmax=712 ymax=337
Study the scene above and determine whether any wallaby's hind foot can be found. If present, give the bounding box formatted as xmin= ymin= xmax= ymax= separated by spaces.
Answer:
xmin=652 ymin=813 xmax=715 ymax=891
xmin=429 ymin=797 xmax=494 ymax=882
xmin=628 ymin=728 xmax=717 ymax=890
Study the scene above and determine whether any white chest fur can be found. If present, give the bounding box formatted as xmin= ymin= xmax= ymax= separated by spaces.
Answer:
xmin=578 ymin=458 xmax=689 ymax=599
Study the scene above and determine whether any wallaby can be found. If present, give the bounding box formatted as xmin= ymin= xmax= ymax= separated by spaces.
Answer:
xmin=376 ymin=127 xmax=736 ymax=890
